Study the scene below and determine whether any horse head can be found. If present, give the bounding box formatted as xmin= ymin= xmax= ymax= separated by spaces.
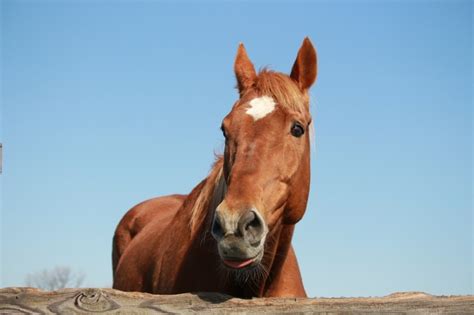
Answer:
xmin=211 ymin=38 xmax=317 ymax=270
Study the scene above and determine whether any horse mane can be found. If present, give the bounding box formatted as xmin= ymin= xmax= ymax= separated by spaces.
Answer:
xmin=253 ymin=69 xmax=310 ymax=114
xmin=189 ymin=156 xmax=226 ymax=233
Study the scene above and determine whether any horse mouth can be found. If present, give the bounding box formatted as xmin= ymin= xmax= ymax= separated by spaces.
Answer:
xmin=223 ymin=257 xmax=255 ymax=269
xmin=221 ymin=252 xmax=262 ymax=269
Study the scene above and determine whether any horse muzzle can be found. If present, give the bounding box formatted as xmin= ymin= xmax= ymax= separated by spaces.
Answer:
xmin=211 ymin=208 xmax=267 ymax=269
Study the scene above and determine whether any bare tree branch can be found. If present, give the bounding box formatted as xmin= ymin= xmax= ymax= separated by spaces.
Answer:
xmin=25 ymin=266 xmax=85 ymax=291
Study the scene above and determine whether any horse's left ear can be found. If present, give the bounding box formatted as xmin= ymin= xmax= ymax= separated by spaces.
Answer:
xmin=290 ymin=37 xmax=317 ymax=90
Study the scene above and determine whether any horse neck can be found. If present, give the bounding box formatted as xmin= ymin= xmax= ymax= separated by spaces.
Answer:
xmin=256 ymin=150 xmax=311 ymax=295
xmin=173 ymin=155 xmax=308 ymax=297
xmin=186 ymin=158 xmax=226 ymax=236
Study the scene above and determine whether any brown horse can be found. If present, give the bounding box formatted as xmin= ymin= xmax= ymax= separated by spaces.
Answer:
xmin=112 ymin=38 xmax=317 ymax=298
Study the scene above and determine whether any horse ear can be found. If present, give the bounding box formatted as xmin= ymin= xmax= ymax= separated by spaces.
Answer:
xmin=290 ymin=37 xmax=317 ymax=90
xmin=234 ymin=43 xmax=257 ymax=96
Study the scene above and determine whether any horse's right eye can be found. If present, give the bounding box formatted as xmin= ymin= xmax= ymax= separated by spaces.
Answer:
xmin=221 ymin=125 xmax=228 ymax=139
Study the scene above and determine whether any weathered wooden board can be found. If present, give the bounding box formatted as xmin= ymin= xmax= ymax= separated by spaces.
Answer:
xmin=0 ymin=288 xmax=472 ymax=314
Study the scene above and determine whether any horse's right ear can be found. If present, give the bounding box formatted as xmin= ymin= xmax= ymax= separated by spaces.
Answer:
xmin=234 ymin=43 xmax=257 ymax=96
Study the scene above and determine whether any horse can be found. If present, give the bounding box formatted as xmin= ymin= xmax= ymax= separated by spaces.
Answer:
xmin=112 ymin=37 xmax=317 ymax=298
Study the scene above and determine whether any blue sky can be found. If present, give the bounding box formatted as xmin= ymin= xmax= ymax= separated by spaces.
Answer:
xmin=1 ymin=1 xmax=472 ymax=297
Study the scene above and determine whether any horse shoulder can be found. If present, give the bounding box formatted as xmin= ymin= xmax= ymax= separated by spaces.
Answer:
xmin=112 ymin=194 xmax=187 ymax=277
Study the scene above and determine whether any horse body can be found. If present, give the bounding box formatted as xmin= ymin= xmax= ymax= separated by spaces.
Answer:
xmin=113 ymin=165 xmax=305 ymax=297
xmin=113 ymin=38 xmax=317 ymax=298
xmin=112 ymin=194 xmax=186 ymax=276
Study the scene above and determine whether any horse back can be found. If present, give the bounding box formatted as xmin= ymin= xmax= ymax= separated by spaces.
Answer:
xmin=112 ymin=194 xmax=186 ymax=277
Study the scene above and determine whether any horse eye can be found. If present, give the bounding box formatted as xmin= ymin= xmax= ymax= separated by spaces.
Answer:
xmin=221 ymin=125 xmax=227 ymax=139
xmin=291 ymin=122 xmax=305 ymax=138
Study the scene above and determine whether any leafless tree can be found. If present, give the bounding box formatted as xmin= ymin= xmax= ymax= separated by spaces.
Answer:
xmin=25 ymin=266 xmax=85 ymax=291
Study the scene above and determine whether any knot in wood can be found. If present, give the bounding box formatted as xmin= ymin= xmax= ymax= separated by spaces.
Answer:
xmin=74 ymin=289 xmax=117 ymax=312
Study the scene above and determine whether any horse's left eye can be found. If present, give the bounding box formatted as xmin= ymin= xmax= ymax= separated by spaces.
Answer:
xmin=291 ymin=122 xmax=305 ymax=137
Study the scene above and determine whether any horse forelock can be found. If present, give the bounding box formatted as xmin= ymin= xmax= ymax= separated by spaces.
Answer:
xmin=252 ymin=69 xmax=310 ymax=116
xmin=258 ymin=70 xmax=316 ymax=148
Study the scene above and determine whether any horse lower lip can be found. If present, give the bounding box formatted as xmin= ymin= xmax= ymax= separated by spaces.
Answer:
xmin=223 ymin=258 xmax=255 ymax=269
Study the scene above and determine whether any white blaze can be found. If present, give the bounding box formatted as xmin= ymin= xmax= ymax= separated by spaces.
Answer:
xmin=246 ymin=96 xmax=276 ymax=121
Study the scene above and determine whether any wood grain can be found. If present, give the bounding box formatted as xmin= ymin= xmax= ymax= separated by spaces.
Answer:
xmin=0 ymin=288 xmax=473 ymax=314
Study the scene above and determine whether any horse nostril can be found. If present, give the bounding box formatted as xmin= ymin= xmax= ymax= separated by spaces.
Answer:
xmin=211 ymin=216 xmax=224 ymax=239
xmin=239 ymin=210 xmax=264 ymax=244
xmin=245 ymin=214 xmax=260 ymax=231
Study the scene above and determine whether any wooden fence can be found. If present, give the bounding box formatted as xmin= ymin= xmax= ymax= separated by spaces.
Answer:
xmin=1 ymin=288 xmax=473 ymax=314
